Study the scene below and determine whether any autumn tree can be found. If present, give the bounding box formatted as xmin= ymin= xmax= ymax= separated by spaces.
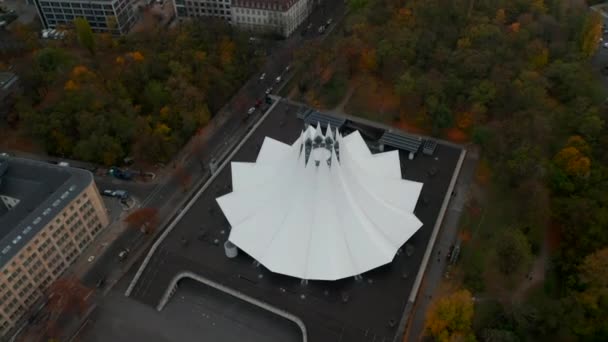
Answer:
xmin=124 ymin=207 xmax=159 ymax=234
xmin=74 ymin=17 xmax=95 ymax=55
xmin=425 ymin=289 xmax=476 ymax=342
xmin=580 ymin=12 xmax=602 ymax=58
xmin=174 ymin=164 xmax=192 ymax=193
xmin=45 ymin=277 xmax=92 ymax=338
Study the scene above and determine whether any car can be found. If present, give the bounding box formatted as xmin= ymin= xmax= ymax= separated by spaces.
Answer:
xmin=102 ymin=189 xmax=114 ymax=197
xmin=113 ymin=190 xmax=129 ymax=200
xmin=259 ymin=73 xmax=266 ymax=80
xmin=285 ymin=65 xmax=291 ymax=72
xmin=247 ymin=107 xmax=256 ymax=115
xmin=326 ymin=18 xmax=333 ymax=25
xmin=604 ymin=42 xmax=608 ymax=49
xmin=87 ymin=255 xmax=95 ymax=262
xmin=307 ymin=23 xmax=313 ymax=30
xmin=118 ymin=248 xmax=130 ymax=261
xmin=109 ymin=166 xmax=134 ymax=180
xmin=275 ymin=76 xmax=282 ymax=83
xmin=58 ymin=161 xmax=70 ymax=167
xmin=318 ymin=25 xmax=326 ymax=34
xmin=0 ymin=152 xmax=10 ymax=158
xmin=265 ymin=87 xmax=273 ymax=95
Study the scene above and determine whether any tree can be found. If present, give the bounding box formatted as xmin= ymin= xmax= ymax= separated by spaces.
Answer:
xmin=45 ymin=277 xmax=92 ymax=338
xmin=174 ymin=164 xmax=192 ymax=193
xmin=425 ymin=289 xmax=476 ymax=342
xmin=74 ymin=18 xmax=95 ymax=55
xmin=577 ymin=248 xmax=608 ymax=311
xmin=494 ymin=228 xmax=533 ymax=276
xmin=580 ymin=12 xmax=601 ymax=58
xmin=124 ymin=207 xmax=159 ymax=234
xmin=553 ymin=146 xmax=590 ymax=178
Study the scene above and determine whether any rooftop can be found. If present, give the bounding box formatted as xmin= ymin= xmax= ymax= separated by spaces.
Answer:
xmin=129 ymin=102 xmax=463 ymax=341
xmin=0 ymin=157 xmax=93 ymax=269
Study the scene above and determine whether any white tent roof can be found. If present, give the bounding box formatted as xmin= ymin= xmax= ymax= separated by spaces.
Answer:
xmin=216 ymin=124 xmax=423 ymax=281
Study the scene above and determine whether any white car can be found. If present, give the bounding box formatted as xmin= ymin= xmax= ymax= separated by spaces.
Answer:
xmin=265 ymin=87 xmax=273 ymax=95
xmin=604 ymin=42 xmax=608 ymax=49
xmin=87 ymin=255 xmax=95 ymax=262
xmin=285 ymin=65 xmax=291 ymax=72
xmin=275 ymin=76 xmax=282 ymax=83
xmin=247 ymin=107 xmax=256 ymax=115
xmin=259 ymin=73 xmax=266 ymax=80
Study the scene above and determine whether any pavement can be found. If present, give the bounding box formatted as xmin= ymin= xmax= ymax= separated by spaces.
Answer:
xmin=78 ymin=279 xmax=301 ymax=342
xmin=403 ymin=147 xmax=480 ymax=341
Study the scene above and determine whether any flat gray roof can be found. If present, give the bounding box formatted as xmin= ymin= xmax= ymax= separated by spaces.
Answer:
xmin=0 ymin=157 xmax=93 ymax=269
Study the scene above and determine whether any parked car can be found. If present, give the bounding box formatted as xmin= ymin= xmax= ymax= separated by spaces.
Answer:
xmin=275 ymin=76 xmax=282 ymax=83
xmin=318 ymin=25 xmax=326 ymax=34
xmin=285 ymin=65 xmax=291 ymax=72
xmin=247 ymin=107 xmax=256 ymax=115
xmin=109 ymin=166 xmax=134 ymax=180
xmin=326 ymin=18 xmax=333 ymax=25
xmin=259 ymin=73 xmax=266 ymax=80
xmin=265 ymin=87 xmax=273 ymax=95
xmin=58 ymin=161 xmax=70 ymax=167
xmin=102 ymin=189 xmax=114 ymax=197
xmin=112 ymin=190 xmax=129 ymax=200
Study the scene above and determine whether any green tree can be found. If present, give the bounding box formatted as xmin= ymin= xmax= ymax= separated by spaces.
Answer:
xmin=74 ymin=17 xmax=95 ymax=55
xmin=494 ymin=228 xmax=533 ymax=276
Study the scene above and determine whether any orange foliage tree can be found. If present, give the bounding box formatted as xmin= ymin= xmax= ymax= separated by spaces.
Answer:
xmin=425 ymin=289 xmax=475 ymax=342
xmin=174 ymin=164 xmax=192 ymax=193
xmin=554 ymin=136 xmax=591 ymax=178
xmin=124 ymin=207 xmax=159 ymax=234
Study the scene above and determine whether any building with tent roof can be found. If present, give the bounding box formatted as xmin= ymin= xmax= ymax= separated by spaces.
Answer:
xmin=217 ymin=123 xmax=424 ymax=281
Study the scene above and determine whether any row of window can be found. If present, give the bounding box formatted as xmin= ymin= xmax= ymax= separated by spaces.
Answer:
xmin=39 ymin=1 xmax=112 ymax=10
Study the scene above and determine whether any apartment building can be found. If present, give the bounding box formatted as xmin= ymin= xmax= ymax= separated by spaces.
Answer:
xmin=0 ymin=157 xmax=109 ymax=337
xmin=33 ymin=0 xmax=137 ymax=34
xmin=174 ymin=0 xmax=313 ymax=37
xmin=174 ymin=0 xmax=232 ymax=21
xmin=231 ymin=0 xmax=312 ymax=37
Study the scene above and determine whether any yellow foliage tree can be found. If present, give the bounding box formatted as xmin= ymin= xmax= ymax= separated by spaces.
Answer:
xmin=194 ymin=50 xmax=207 ymax=62
xmin=554 ymin=146 xmax=590 ymax=177
xmin=510 ymin=22 xmax=520 ymax=33
xmin=581 ymin=13 xmax=602 ymax=58
xmin=128 ymin=51 xmax=145 ymax=62
xmin=425 ymin=290 xmax=475 ymax=342
xmin=219 ymin=37 xmax=236 ymax=67
xmin=566 ymin=135 xmax=590 ymax=155
xmin=115 ymin=56 xmax=125 ymax=65
xmin=577 ymin=248 xmax=608 ymax=311
xmin=494 ymin=9 xmax=506 ymax=25
xmin=359 ymin=48 xmax=377 ymax=72
xmin=64 ymin=80 xmax=79 ymax=91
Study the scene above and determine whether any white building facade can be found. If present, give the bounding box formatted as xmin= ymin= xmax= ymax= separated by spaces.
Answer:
xmin=174 ymin=0 xmax=313 ymax=37
xmin=174 ymin=0 xmax=232 ymax=21
xmin=231 ymin=0 xmax=312 ymax=37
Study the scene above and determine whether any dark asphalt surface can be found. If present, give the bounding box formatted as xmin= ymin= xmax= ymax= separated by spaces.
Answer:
xmin=81 ymin=279 xmax=301 ymax=342
xmin=129 ymin=101 xmax=463 ymax=342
